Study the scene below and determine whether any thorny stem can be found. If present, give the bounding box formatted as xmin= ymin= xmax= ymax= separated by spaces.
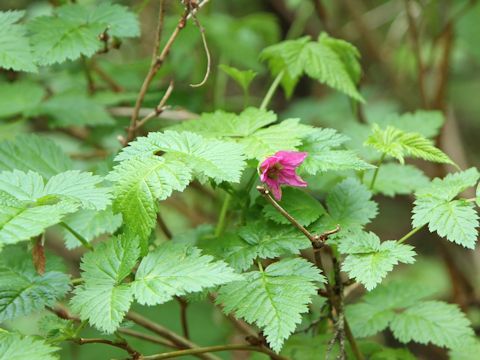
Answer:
xmin=60 ymin=222 xmax=93 ymax=251
xmin=260 ymin=70 xmax=284 ymax=110
xmin=369 ymin=153 xmax=385 ymax=190
xmin=140 ymin=344 xmax=290 ymax=360
xmin=398 ymin=225 xmax=425 ymax=244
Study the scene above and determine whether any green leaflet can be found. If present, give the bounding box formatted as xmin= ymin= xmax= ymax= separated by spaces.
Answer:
xmin=133 ymin=242 xmax=241 ymax=305
xmin=70 ymin=235 xmax=139 ymax=333
xmin=0 ymin=268 xmax=70 ymax=322
xmin=339 ymin=231 xmax=416 ymax=290
xmin=0 ymin=11 xmax=37 ymax=72
xmin=0 ymin=134 xmax=72 ymax=179
xmin=28 ymin=2 xmax=140 ymax=66
xmin=346 ymin=282 xmax=474 ymax=349
xmin=412 ymin=168 xmax=480 ymax=248
xmin=261 ymin=34 xmax=363 ymax=100
xmin=365 ymin=124 xmax=454 ymax=165
xmin=0 ymin=170 xmax=111 ymax=245
xmin=217 ymin=258 xmax=324 ymax=352
xmin=0 ymin=331 xmax=59 ymax=360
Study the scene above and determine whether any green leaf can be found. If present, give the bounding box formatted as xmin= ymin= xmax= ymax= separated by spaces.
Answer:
xmin=207 ymin=221 xmax=311 ymax=271
xmin=219 ymin=64 xmax=257 ymax=92
xmin=217 ymin=258 xmax=324 ymax=352
xmin=299 ymin=128 xmax=373 ymax=175
xmin=371 ymin=110 xmax=444 ymax=139
xmin=116 ymin=130 xmax=246 ymax=183
xmin=0 ymin=134 xmax=72 ymax=178
xmin=173 ymin=107 xmax=277 ymax=138
xmin=263 ymin=188 xmax=325 ymax=226
xmin=0 ymin=81 xmax=45 ymax=118
xmin=0 ymin=11 xmax=37 ymax=72
xmin=71 ymin=235 xmax=139 ymax=333
xmin=365 ymin=124 xmax=454 ymax=165
xmin=0 ymin=331 xmax=59 ymax=360
xmin=57 ymin=2 xmax=140 ymax=38
xmin=260 ymin=34 xmax=363 ymax=100
xmin=107 ymin=157 xmax=192 ymax=249
xmin=0 ymin=267 xmax=70 ymax=322
xmin=315 ymin=178 xmax=378 ymax=231
xmin=415 ymin=167 xmax=480 ymax=201
xmin=346 ymin=282 xmax=437 ymax=338
xmin=133 ymin=242 xmax=240 ymax=306
xmin=450 ymin=340 xmax=480 ymax=360
xmin=28 ymin=16 xmax=104 ymax=66
xmin=61 ymin=208 xmax=122 ymax=249
xmin=239 ymin=118 xmax=311 ymax=160
xmin=363 ymin=163 xmax=430 ymax=197
xmin=339 ymin=232 xmax=416 ymax=290
xmin=31 ymin=91 xmax=115 ymax=127
xmin=390 ymin=301 xmax=474 ymax=349
xmin=28 ymin=2 xmax=139 ymax=66
xmin=412 ymin=198 xmax=478 ymax=249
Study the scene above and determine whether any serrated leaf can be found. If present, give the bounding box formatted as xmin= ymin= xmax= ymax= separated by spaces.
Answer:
xmin=346 ymin=282 xmax=437 ymax=338
xmin=365 ymin=124 xmax=453 ymax=165
xmin=261 ymin=34 xmax=363 ymax=100
xmin=363 ymin=163 xmax=430 ymax=197
xmin=133 ymin=242 xmax=240 ymax=305
xmin=0 ymin=331 xmax=59 ymax=360
xmin=315 ymin=178 xmax=378 ymax=231
xmin=416 ymin=167 xmax=480 ymax=201
xmin=173 ymin=107 xmax=277 ymax=138
xmin=116 ymin=130 xmax=246 ymax=183
xmin=31 ymin=91 xmax=115 ymax=127
xmin=217 ymin=258 xmax=324 ymax=352
xmin=339 ymin=232 xmax=416 ymax=290
xmin=0 ymin=134 xmax=72 ymax=178
xmin=0 ymin=267 xmax=70 ymax=322
xmin=390 ymin=301 xmax=474 ymax=349
xmin=263 ymin=188 xmax=325 ymax=226
xmin=219 ymin=64 xmax=257 ymax=92
xmin=208 ymin=221 xmax=311 ymax=271
xmin=58 ymin=2 xmax=140 ymax=38
xmin=107 ymin=157 xmax=192 ymax=249
xmin=61 ymin=208 xmax=122 ymax=249
xmin=240 ymin=118 xmax=312 ymax=160
xmin=371 ymin=111 xmax=444 ymax=139
xmin=28 ymin=2 xmax=139 ymax=66
xmin=0 ymin=11 xmax=37 ymax=72
xmin=298 ymin=128 xmax=373 ymax=175
xmin=71 ymin=235 xmax=139 ymax=333
xmin=412 ymin=198 xmax=478 ymax=248
xmin=0 ymin=82 xmax=44 ymax=118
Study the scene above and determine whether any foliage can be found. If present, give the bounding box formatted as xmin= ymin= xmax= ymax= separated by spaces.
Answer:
xmin=1 ymin=1 xmax=479 ymax=359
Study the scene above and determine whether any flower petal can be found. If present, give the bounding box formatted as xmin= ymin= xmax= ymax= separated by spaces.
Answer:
xmin=275 ymin=151 xmax=308 ymax=167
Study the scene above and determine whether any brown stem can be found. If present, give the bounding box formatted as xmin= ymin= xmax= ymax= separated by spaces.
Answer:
xmin=140 ymin=344 xmax=290 ymax=360
xmin=118 ymin=328 xmax=177 ymax=349
xmin=81 ymin=56 xmax=96 ymax=94
xmin=156 ymin=212 xmax=173 ymax=240
xmin=126 ymin=312 xmax=221 ymax=360
xmin=32 ymin=235 xmax=45 ymax=275
xmin=135 ymin=80 xmax=175 ymax=131
xmin=91 ymin=60 xmax=124 ymax=92
xmin=126 ymin=0 xmax=210 ymax=143
xmin=176 ymin=297 xmax=190 ymax=339
xmin=404 ymin=0 xmax=428 ymax=107
xmin=74 ymin=337 xmax=140 ymax=359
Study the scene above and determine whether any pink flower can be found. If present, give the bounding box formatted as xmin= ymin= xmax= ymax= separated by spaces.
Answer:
xmin=260 ymin=151 xmax=308 ymax=200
